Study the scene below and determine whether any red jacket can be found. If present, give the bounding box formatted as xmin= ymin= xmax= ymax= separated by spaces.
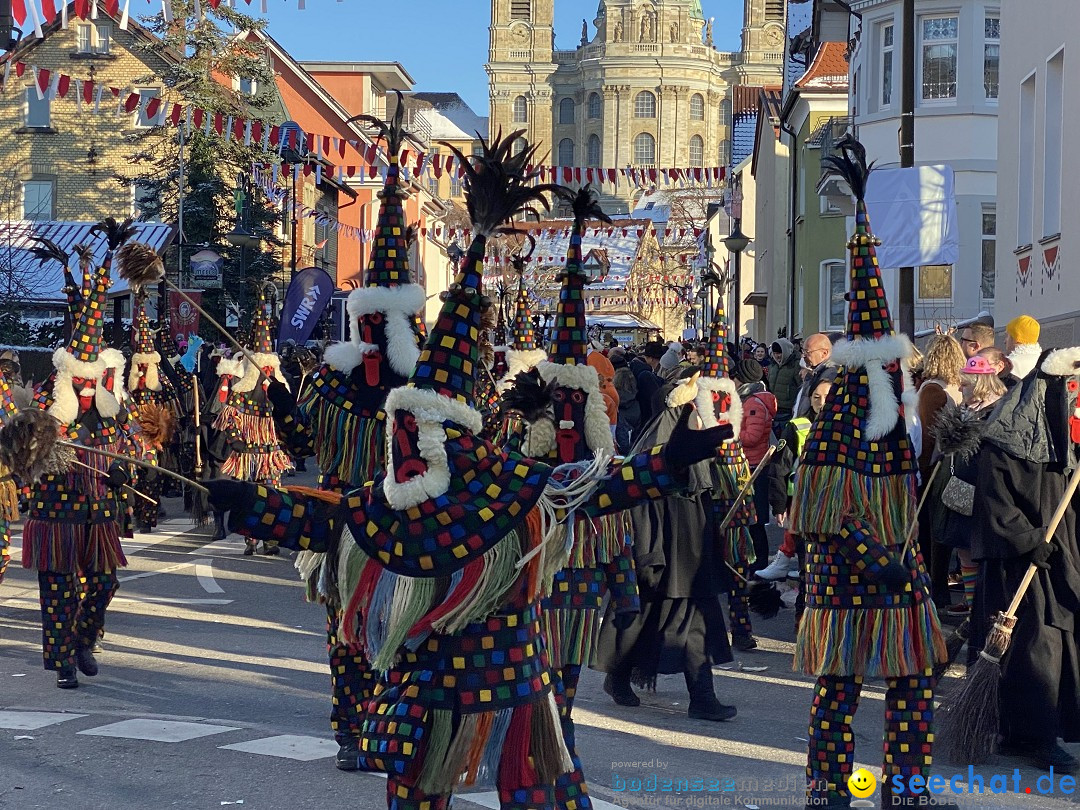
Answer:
xmin=740 ymin=388 xmax=777 ymax=467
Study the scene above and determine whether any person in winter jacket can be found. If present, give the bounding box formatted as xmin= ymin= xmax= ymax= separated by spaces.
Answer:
xmin=632 ymin=344 xmax=665 ymax=426
xmin=735 ymin=359 xmax=776 ymax=571
xmin=1005 ymin=314 xmax=1042 ymax=381
xmin=767 ymin=339 xmax=800 ymax=432
xmin=610 ymin=348 xmax=640 ymax=452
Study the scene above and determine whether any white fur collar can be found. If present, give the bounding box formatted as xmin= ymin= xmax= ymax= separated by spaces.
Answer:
xmin=1009 ymin=342 xmax=1043 ymax=379
xmin=129 ymin=351 xmax=162 ymax=392
xmin=497 ymin=348 xmax=548 ymax=393
xmin=216 ymin=356 xmax=245 ymax=379
xmin=665 ymin=376 xmax=699 ymax=408
xmin=694 ymin=376 xmax=743 ymax=440
xmin=234 ymin=353 xmax=288 ymax=393
xmin=381 ymin=384 xmax=484 ymax=510
xmin=340 ymin=284 xmax=425 ymax=377
xmin=48 ymin=347 xmax=124 ymax=424
xmin=830 ymin=335 xmax=916 ymax=442
xmin=1041 ymin=347 xmax=1080 ymax=377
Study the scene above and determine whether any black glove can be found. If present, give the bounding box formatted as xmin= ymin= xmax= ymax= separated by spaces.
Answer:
xmin=1031 ymin=541 xmax=1057 ymax=570
xmin=105 ymin=462 xmax=130 ymax=489
xmin=266 ymin=380 xmax=295 ymax=417
xmin=878 ymin=561 xmax=911 ymax=592
xmin=612 ymin=611 xmax=637 ymax=631
xmin=205 ymin=479 xmax=255 ymax=515
xmin=663 ymin=404 xmax=735 ymax=471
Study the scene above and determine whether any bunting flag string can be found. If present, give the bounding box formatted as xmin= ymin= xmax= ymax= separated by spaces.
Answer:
xmin=2 ymin=59 xmax=728 ymax=191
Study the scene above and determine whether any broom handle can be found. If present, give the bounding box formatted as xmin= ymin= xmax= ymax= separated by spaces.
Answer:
xmin=192 ymin=375 xmax=203 ymax=474
xmin=900 ymin=459 xmax=943 ymax=558
xmin=57 ymin=439 xmax=210 ymax=496
xmin=163 ymin=281 xmax=265 ymax=383
xmin=716 ymin=440 xmax=786 ymax=585
xmin=1003 ymin=460 xmax=1080 ymax=619
xmin=70 ymin=458 xmax=156 ymax=505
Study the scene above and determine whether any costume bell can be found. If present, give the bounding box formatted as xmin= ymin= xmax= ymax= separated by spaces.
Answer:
xmin=206 ymin=132 xmax=733 ymax=810
xmin=787 ymin=138 xmax=947 ymax=809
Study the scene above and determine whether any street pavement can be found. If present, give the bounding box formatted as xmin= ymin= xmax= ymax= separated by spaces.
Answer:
xmin=2 ymin=472 xmax=1078 ymax=810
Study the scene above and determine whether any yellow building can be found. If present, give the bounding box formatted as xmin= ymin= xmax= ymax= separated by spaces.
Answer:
xmin=486 ymin=0 xmax=786 ymax=214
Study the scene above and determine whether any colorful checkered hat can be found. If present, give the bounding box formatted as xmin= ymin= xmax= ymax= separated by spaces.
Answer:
xmin=0 ymin=367 xmax=16 ymax=424
xmin=133 ymin=300 xmax=157 ymax=355
xmin=702 ymin=298 xmax=731 ymax=378
xmin=511 ymin=274 xmax=538 ymax=352
xmin=363 ymin=153 xmax=410 ymax=288
xmin=246 ymin=296 xmax=276 ymax=355
xmin=847 ymin=200 xmax=893 ymax=340
xmin=63 ymin=264 xmax=110 ymax=364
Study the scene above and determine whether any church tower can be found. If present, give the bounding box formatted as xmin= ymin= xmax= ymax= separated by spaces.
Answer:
xmin=742 ymin=0 xmax=787 ymax=55
xmin=486 ymin=0 xmax=558 ymax=151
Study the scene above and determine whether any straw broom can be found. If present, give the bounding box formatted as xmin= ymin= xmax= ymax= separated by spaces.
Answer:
xmin=937 ymin=459 xmax=1080 ymax=764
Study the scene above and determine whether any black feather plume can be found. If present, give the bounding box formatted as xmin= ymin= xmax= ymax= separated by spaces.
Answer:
xmin=560 ymin=184 xmax=613 ymax=229
xmin=931 ymin=402 xmax=988 ymax=461
xmin=501 ymin=368 xmax=555 ymax=423
xmin=821 ymin=134 xmax=874 ymax=202
xmin=440 ymin=129 xmax=562 ymax=237
xmin=28 ymin=235 xmax=69 ymax=266
xmin=747 ymin=580 xmax=785 ymax=619
xmin=91 ymin=217 xmax=137 ymax=250
xmin=509 ymin=233 xmax=537 ymax=274
xmin=349 ymin=90 xmax=413 ymax=158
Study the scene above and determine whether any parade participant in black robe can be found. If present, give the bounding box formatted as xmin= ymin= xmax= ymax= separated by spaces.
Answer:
xmin=972 ymin=346 xmax=1080 ymax=774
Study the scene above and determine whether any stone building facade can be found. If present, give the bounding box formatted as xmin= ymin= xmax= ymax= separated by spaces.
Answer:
xmin=486 ymin=0 xmax=786 ymax=213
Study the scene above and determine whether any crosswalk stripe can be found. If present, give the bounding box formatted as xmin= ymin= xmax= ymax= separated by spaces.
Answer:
xmin=78 ymin=719 xmax=240 ymax=742
xmin=0 ymin=711 xmax=87 ymax=730
xmin=218 ymin=734 xmax=339 ymax=761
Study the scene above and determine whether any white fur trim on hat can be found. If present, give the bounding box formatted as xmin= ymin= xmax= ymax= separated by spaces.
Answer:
xmin=381 ymin=384 xmax=484 ymax=510
xmin=1041 ymin=347 xmax=1080 ymax=377
xmin=694 ymin=376 xmax=743 ymax=440
xmin=234 ymin=352 xmax=289 ymax=393
xmin=533 ymin=361 xmax=614 ymax=455
xmin=343 ymin=284 xmax=425 ymax=377
xmin=323 ymin=340 xmax=378 ymax=374
xmin=830 ymin=335 xmax=916 ymax=442
xmin=497 ymin=348 xmax=548 ymax=392
xmin=830 ymin=333 xmax=914 ymax=369
xmin=129 ymin=351 xmax=162 ymax=393
xmin=48 ymin=347 xmax=125 ymax=424
xmin=666 ymin=376 xmax=699 ymax=408
xmin=216 ymin=356 xmax=245 ymax=379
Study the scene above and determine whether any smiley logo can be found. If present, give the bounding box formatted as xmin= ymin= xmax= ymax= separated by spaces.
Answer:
xmin=847 ymin=768 xmax=877 ymax=799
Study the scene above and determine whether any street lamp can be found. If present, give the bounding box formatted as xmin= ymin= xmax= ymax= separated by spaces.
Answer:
xmin=278 ymin=120 xmax=308 ymax=280
xmin=723 ymin=220 xmax=750 ymax=342
xmin=226 ymin=173 xmax=261 ymax=316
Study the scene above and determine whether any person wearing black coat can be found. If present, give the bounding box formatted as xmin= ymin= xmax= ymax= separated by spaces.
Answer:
xmin=972 ymin=347 xmax=1080 ymax=774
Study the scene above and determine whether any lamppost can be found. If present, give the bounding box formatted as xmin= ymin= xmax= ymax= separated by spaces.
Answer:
xmin=278 ymin=120 xmax=308 ymax=280
xmin=723 ymin=220 xmax=750 ymax=343
xmin=226 ymin=173 xmax=262 ymax=317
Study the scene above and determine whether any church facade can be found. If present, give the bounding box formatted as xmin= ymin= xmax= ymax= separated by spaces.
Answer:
xmin=486 ymin=0 xmax=786 ymax=212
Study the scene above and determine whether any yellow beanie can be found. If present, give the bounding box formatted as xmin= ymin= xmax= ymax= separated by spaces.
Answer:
xmin=1007 ymin=314 xmax=1040 ymax=344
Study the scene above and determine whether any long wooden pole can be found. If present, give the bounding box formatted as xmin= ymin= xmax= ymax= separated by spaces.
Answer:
xmin=70 ymin=458 xmax=156 ymax=504
xmin=717 ymin=440 xmax=786 ymax=584
xmin=57 ymin=439 xmax=209 ymax=495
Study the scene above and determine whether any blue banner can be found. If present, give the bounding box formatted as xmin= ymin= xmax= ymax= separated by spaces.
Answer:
xmin=278 ymin=267 xmax=335 ymax=349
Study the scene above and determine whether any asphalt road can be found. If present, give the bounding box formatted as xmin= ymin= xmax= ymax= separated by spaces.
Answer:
xmin=1 ymin=480 xmax=1077 ymax=810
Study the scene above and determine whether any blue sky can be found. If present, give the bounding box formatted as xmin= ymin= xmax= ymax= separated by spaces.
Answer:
xmin=259 ymin=1 xmax=746 ymax=114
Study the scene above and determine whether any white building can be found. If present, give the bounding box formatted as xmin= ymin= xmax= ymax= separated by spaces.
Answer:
xmin=995 ymin=0 xmax=1078 ymax=344
xmin=846 ymin=0 xmax=1000 ymax=331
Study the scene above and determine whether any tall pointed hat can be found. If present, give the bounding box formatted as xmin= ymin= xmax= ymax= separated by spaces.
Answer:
xmin=380 ymin=128 xmax=560 ymax=512
xmin=128 ymin=295 xmax=166 ymax=394
xmin=0 ymin=366 xmax=16 ymax=425
xmin=694 ymin=296 xmax=743 ymax=435
xmin=133 ymin=298 xmax=158 ymax=355
xmin=500 ymin=235 xmax=547 ymax=388
xmin=235 ymin=291 xmax=287 ymax=393
xmin=325 ymin=91 xmax=425 ymax=378
xmin=525 ymin=185 xmax=615 ymax=460
xmin=789 ymin=135 xmax=917 ymax=538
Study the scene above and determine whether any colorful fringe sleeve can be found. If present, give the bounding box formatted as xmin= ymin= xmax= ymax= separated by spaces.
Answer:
xmin=228 ymin=483 xmax=339 ymax=553
xmin=603 ymin=540 xmax=640 ymax=615
xmin=273 ymin=407 xmax=316 ymax=459
xmin=582 ymin=445 xmax=683 ymax=517
xmin=836 ymin=519 xmax=896 ymax=580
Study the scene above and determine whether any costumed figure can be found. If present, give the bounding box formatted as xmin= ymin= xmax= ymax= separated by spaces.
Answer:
xmin=495 ymin=241 xmax=547 ymax=446
xmin=594 ymin=366 xmax=737 ymax=720
xmin=206 ymin=349 xmax=244 ymax=539
xmin=205 ymin=132 xmax=733 ymax=810
xmin=0 ymin=363 xmax=20 ymax=583
xmin=788 ymin=138 xmax=947 ymax=809
xmin=696 ymin=302 xmax=758 ymax=650
xmin=505 ymin=186 xmax=634 ymax=810
xmin=969 ymin=347 xmax=1080 ymax=773
xmin=267 ymin=95 xmax=425 ymax=770
xmin=127 ymin=298 xmax=179 ymax=531
xmin=20 ymin=230 xmax=140 ymax=690
xmin=212 ymin=297 xmax=293 ymax=554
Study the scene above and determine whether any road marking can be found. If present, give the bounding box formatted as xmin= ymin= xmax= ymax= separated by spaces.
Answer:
xmin=117 ymin=558 xmax=224 ymax=595
xmin=0 ymin=711 xmax=87 ymax=730
xmin=78 ymin=719 xmax=240 ymax=742
xmin=195 ymin=560 xmax=224 ymax=593
xmin=218 ymin=734 xmax=338 ymax=761
xmin=113 ymin=595 xmax=234 ymax=606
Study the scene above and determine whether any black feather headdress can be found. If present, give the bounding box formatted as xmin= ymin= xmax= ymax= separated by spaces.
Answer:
xmin=349 ymin=89 xmax=414 ymax=164
xmin=820 ymin=133 xmax=874 ymax=203
xmin=501 ymin=368 xmax=556 ymax=423
xmin=91 ymin=216 xmax=137 ymax=251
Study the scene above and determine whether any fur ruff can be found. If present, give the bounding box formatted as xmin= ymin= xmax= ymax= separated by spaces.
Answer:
xmin=498 ymin=348 xmax=548 ymax=392
xmin=1041 ymin=346 xmax=1080 ymax=377
xmin=832 ymin=335 xmax=916 ymax=442
xmin=234 ymin=353 xmax=288 ymax=393
xmin=382 ymin=385 xmax=484 ymax=510
xmin=522 ymin=416 xmax=557 ymax=458
xmin=532 ymin=361 xmax=614 ymax=455
xmin=343 ymin=284 xmax=425 ymax=377
xmin=216 ymin=356 xmax=245 ymax=379
xmin=323 ymin=340 xmax=379 ymax=374
xmin=932 ymin=402 xmax=987 ymax=461
xmin=129 ymin=351 xmax=162 ymax=392
xmin=1008 ymin=342 xmax=1043 ymax=380
xmin=694 ymin=376 xmax=743 ymax=440
xmin=665 ymin=376 xmax=699 ymax=408
xmin=48 ymin=348 xmax=122 ymax=423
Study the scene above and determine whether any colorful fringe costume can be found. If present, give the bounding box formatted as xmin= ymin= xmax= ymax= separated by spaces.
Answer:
xmin=22 ymin=244 xmax=136 ymax=679
xmin=0 ymin=368 xmax=19 ymax=583
xmin=271 ymin=106 xmax=424 ymax=764
xmin=693 ymin=304 xmax=757 ymax=643
xmin=212 ymin=137 xmax=727 ymax=810
xmin=127 ymin=300 xmax=179 ymax=530
xmin=788 ymin=138 xmax=946 ymax=809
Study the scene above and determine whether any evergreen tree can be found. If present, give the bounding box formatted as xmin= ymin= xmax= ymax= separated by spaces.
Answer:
xmin=119 ymin=0 xmax=284 ymax=337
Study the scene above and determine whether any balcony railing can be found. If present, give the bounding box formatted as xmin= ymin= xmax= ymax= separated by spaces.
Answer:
xmin=819 ymin=116 xmax=854 ymax=155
